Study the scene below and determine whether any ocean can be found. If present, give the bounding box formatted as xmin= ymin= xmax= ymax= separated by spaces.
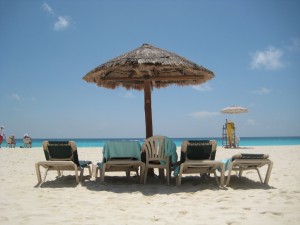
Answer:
xmin=7 ymin=136 xmax=300 ymax=148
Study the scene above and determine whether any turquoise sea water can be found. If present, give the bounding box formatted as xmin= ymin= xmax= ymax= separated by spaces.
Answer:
xmin=7 ymin=136 xmax=300 ymax=148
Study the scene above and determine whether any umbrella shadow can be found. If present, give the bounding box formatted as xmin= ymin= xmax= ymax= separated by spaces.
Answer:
xmin=225 ymin=176 xmax=276 ymax=190
xmin=82 ymin=175 xmax=226 ymax=195
xmin=33 ymin=175 xmax=92 ymax=188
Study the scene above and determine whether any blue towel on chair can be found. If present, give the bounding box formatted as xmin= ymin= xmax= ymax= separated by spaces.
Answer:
xmin=163 ymin=137 xmax=178 ymax=163
xmin=218 ymin=158 xmax=232 ymax=172
xmin=160 ymin=137 xmax=180 ymax=176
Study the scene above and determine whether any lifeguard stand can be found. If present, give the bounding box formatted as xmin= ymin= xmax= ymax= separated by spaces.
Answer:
xmin=222 ymin=120 xmax=236 ymax=148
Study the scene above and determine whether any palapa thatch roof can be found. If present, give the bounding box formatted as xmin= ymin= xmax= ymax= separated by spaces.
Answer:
xmin=83 ymin=43 xmax=214 ymax=90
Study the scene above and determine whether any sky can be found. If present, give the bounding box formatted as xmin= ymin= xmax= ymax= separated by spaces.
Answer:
xmin=1 ymin=0 xmax=300 ymax=139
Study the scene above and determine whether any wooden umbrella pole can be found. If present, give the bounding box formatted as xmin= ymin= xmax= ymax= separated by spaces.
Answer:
xmin=144 ymin=81 xmax=153 ymax=138
xmin=144 ymin=81 xmax=155 ymax=175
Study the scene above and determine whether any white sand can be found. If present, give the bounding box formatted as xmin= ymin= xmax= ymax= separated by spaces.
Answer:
xmin=0 ymin=145 xmax=299 ymax=225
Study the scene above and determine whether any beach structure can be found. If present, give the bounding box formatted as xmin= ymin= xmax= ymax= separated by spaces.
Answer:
xmin=83 ymin=43 xmax=214 ymax=138
xmin=226 ymin=153 xmax=273 ymax=186
xmin=35 ymin=141 xmax=92 ymax=185
xmin=221 ymin=106 xmax=248 ymax=148
xmin=94 ymin=140 xmax=145 ymax=183
xmin=222 ymin=120 xmax=236 ymax=148
xmin=176 ymin=140 xmax=225 ymax=186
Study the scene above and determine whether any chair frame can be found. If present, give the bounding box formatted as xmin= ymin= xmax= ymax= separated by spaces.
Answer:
xmin=142 ymin=136 xmax=172 ymax=185
xmin=94 ymin=141 xmax=145 ymax=184
xmin=6 ymin=137 xmax=16 ymax=148
xmin=95 ymin=160 xmax=145 ymax=183
xmin=35 ymin=141 xmax=92 ymax=185
xmin=226 ymin=156 xmax=273 ymax=186
xmin=23 ymin=137 xmax=32 ymax=148
xmin=176 ymin=140 xmax=225 ymax=186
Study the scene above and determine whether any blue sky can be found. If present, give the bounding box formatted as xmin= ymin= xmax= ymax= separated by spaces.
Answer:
xmin=1 ymin=0 xmax=300 ymax=139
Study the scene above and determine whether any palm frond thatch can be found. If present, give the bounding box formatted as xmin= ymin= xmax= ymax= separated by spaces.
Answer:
xmin=83 ymin=43 xmax=214 ymax=90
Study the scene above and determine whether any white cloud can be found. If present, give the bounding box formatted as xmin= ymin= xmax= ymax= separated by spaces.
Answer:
xmin=124 ymin=92 xmax=136 ymax=99
xmin=189 ymin=111 xmax=220 ymax=119
xmin=246 ymin=119 xmax=258 ymax=126
xmin=42 ymin=3 xmax=71 ymax=31
xmin=42 ymin=2 xmax=55 ymax=15
xmin=287 ymin=38 xmax=300 ymax=52
xmin=192 ymin=83 xmax=212 ymax=92
xmin=252 ymin=87 xmax=271 ymax=95
xmin=10 ymin=94 xmax=21 ymax=101
xmin=54 ymin=16 xmax=70 ymax=31
xmin=250 ymin=46 xmax=284 ymax=70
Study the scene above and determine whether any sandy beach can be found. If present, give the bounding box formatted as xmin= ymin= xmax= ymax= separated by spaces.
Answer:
xmin=0 ymin=145 xmax=299 ymax=225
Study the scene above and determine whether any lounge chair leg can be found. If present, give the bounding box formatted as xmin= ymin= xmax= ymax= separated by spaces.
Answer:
xmin=100 ymin=163 xmax=106 ymax=183
xmin=264 ymin=161 xmax=273 ymax=185
xmin=140 ymin=163 xmax=145 ymax=184
xmin=43 ymin=168 xmax=49 ymax=182
xmin=35 ymin=163 xmax=42 ymax=184
xmin=79 ymin=168 xmax=84 ymax=182
xmin=214 ymin=171 xmax=220 ymax=186
xmin=166 ymin=168 xmax=170 ymax=185
xmin=176 ymin=165 xmax=184 ymax=186
xmin=256 ymin=168 xmax=263 ymax=183
xmin=57 ymin=170 xmax=62 ymax=177
xmin=219 ymin=164 xmax=225 ymax=186
xmin=94 ymin=166 xmax=99 ymax=179
xmin=226 ymin=163 xmax=234 ymax=186
xmin=135 ymin=169 xmax=139 ymax=177
xmin=238 ymin=170 xmax=243 ymax=177
xmin=74 ymin=166 xmax=80 ymax=183
xmin=88 ymin=166 xmax=92 ymax=178
xmin=144 ymin=168 xmax=148 ymax=184
xmin=159 ymin=169 xmax=164 ymax=179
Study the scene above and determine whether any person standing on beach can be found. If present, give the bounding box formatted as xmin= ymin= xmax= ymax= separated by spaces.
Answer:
xmin=0 ymin=126 xmax=6 ymax=148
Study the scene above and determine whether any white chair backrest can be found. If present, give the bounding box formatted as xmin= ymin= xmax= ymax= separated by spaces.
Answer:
xmin=142 ymin=135 xmax=167 ymax=161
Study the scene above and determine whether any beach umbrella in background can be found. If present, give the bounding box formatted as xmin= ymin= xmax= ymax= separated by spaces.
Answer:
xmin=221 ymin=106 xmax=248 ymax=123
xmin=83 ymin=43 xmax=214 ymax=138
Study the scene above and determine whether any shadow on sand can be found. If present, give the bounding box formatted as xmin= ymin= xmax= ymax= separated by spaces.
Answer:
xmin=34 ymin=173 xmax=275 ymax=194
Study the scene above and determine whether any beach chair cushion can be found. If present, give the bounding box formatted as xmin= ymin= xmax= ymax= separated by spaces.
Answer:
xmin=186 ymin=140 xmax=212 ymax=160
xmin=35 ymin=141 xmax=92 ymax=185
xmin=180 ymin=140 xmax=216 ymax=163
xmin=232 ymin=153 xmax=269 ymax=160
xmin=43 ymin=141 xmax=92 ymax=167
xmin=176 ymin=140 xmax=225 ymax=186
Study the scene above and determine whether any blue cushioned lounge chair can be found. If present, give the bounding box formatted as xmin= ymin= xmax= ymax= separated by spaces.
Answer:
xmin=176 ymin=140 xmax=225 ymax=186
xmin=35 ymin=141 xmax=92 ymax=185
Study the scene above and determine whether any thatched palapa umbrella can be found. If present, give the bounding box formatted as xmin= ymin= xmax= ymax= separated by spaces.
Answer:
xmin=83 ymin=43 xmax=214 ymax=138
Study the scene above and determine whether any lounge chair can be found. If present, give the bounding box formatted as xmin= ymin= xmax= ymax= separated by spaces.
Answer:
xmin=226 ymin=153 xmax=273 ymax=186
xmin=23 ymin=137 xmax=32 ymax=148
xmin=94 ymin=140 xmax=145 ymax=183
xmin=176 ymin=140 xmax=225 ymax=186
xmin=6 ymin=137 xmax=16 ymax=148
xmin=142 ymin=135 xmax=177 ymax=185
xmin=35 ymin=141 xmax=92 ymax=185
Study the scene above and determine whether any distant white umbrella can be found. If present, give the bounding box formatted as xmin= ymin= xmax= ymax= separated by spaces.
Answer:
xmin=221 ymin=106 xmax=248 ymax=122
